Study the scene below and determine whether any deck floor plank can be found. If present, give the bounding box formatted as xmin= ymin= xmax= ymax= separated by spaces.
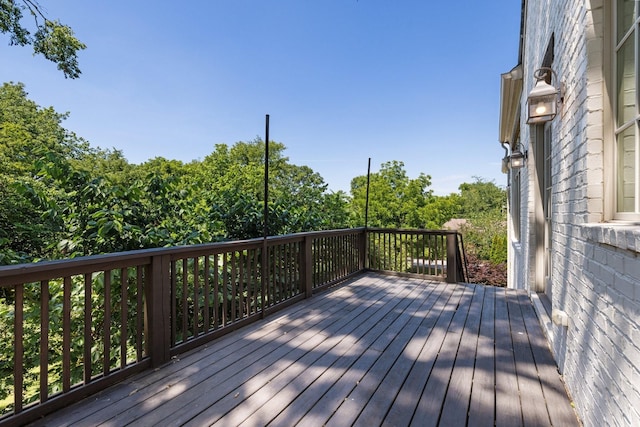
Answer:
xmin=516 ymin=291 xmax=579 ymax=426
xmin=438 ymin=284 xmax=485 ymax=426
xmin=27 ymin=273 xmax=579 ymax=427
xmin=409 ymin=285 xmax=475 ymax=427
xmin=381 ymin=284 xmax=463 ymax=427
xmin=494 ymin=287 xmax=524 ymax=427
xmin=507 ymin=290 xmax=551 ymax=427
xmin=467 ymin=285 xmax=496 ymax=427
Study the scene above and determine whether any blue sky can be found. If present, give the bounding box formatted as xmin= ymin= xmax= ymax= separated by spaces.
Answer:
xmin=1 ymin=0 xmax=520 ymax=195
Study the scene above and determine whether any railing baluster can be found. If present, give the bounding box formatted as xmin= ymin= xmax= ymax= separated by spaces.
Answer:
xmin=40 ymin=280 xmax=49 ymax=403
xmin=84 ymin=273 xmax=93 ymax=383
xmin=63 ymin=276 xmax=71 ymax=392
xmin=136 ymin=267 xmax=144 ymax=362
xmin=253 ymin=249 xmax=259 ymax=315
xmin=222 ymin=253 xmax=228 ymax=326
xmin=231 ymin=251 xmax=237 ymax=321
xmin=278 ymin=244 xmax=283 ymax=301
xmin=170 ymin=260 xmax=176 ymax=345
xmin=243 ymin=250 xmax=250 ymax=316
xmin=204 ymin=256 xmax=211 ymax=332
xmin=193 ymin=257 xmax=199 ymax=337
xmin=294 ymin=242 xmax=298 ymax=294
xmin=420 ymin=234 xmax=425 ymax=274
xmin=14 ymin=284 xmax=24 ymax=413
xmin=329 ymin=236 xmax=334 ymax=281
xmin=181 ymin=259 xmax=188 ymax=342
xmin=120 ymin=269 xmax=127 ymax=368
xmin=293 ymin=243 xmax=298 ymax=295
xmin=282 ymin=243 xmax=287 ymax=299
xmin=103 ymin=271 xmax=111 ymax=377
xmin=213 ymin=253 xmax=219 ymax=329
xmin=281 ymin=243 xmax=285 ymax=298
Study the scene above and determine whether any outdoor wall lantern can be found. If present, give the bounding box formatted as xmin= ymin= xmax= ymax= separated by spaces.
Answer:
xmin=509 ymin=148 xmax=527 ymax=169
xmin=527 ymin=67 xmax=562 ymax=124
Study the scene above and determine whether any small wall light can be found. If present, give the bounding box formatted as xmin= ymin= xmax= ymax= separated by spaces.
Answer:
xmin=527 ymin=67 xmax=562 ymax=124
xmin=509 ymin=149 xmax=527 ymax=169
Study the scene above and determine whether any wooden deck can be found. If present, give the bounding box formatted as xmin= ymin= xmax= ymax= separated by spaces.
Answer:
xmin=29 ymin=273 xmax=579 ymax=426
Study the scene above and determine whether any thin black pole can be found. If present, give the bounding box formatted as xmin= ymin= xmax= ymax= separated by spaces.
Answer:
xmin=364 ymin=157 xmax=371 ymax=228
xmin=261 ymin=114 xmax=269 ymax=318
xmin=263 ymin=114 xmax=270 ymax=239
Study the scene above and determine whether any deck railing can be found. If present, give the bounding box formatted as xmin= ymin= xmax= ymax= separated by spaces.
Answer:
xmin=0 ymin=227 xmax=465 ymax=426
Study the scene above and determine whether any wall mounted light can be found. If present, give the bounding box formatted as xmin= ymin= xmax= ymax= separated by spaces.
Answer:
xmin=509 ymin=148 xmax=527 ymax=169
xmin=527 ymin=67 xmax=563 ymax=124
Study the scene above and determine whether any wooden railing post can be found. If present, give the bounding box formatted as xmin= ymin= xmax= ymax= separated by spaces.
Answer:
xmin=446 ymin=233 xmax=459 ymax=283
xmin=146 ymin=254 xmax=171 ymax=368
xmin=360 ymin=228 xmax=368 ymax=271
xmin=301 ymin=235 xmax=313 ymax=298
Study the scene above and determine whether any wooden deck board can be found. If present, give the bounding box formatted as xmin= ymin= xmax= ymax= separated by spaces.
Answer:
xmin=508 ymin=290 xmax=551 ymax=427
xmin=410 ymin=285 xmax=475 ymax=427
xmin=467 ymin=285 xmax=496 ymax=427
xmin=381 ymin=284 xmax=462 ymax=426
xmin=494 ymin=285 xmax=524 ymax=427
xmin=28 ymin=273 xmax=579 ymax=427
xmin=517 ymin=291 xmax=578 ymax=426
xmin=438 ymin=284 xmax=485 ymax=426
xmin=350 ymin=283 xmax=446 ymax=426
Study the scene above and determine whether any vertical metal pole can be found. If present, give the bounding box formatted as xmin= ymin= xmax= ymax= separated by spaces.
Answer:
xmin=261 ymin=114 xmax=269 ymax=317
xmin=263 ymin=114 xmax=270 ymax=239
xmin=364 ymin=157 xmax=371 ymax=228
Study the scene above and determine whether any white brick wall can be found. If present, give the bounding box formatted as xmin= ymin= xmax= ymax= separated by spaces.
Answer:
xmin=514 ymin=1 xmax=640 ymax=426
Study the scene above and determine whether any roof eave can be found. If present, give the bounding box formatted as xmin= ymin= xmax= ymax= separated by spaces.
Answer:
xmin=499 ymin=64 xmax=523 ymax=146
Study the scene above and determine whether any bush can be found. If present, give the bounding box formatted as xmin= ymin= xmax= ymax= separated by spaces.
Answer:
xmin=465 ymin=252 xmax=507 ymax=287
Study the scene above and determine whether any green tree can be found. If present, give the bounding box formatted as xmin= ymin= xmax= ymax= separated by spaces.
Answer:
xmin=456 ymin=178 xmax=507 ymax=265
xmin=419 ymin=193 xmax=462 ymax=229
xmin=0 ymin=82 xmax=87 ymax=263
xmin=349 ymin=160 xmax=432 ymax=228
xmin=193 ymin=139 xmax=349 ymax=239
xmin=1 ymin=0 xmax=86 ymax=78
xmin=458 ymin=177 xmax=506 ymax=219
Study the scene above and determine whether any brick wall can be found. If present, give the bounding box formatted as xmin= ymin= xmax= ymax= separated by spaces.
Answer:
xmin=515 ymin=1 xmax=640 ymax=425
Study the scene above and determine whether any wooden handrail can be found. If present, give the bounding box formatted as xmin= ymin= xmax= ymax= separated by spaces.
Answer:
xmin=0 ymin=227 xmax=465 ymax=426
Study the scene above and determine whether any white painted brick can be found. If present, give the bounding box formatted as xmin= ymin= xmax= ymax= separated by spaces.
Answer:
xmin=623 ymin=256 xmax=640 ymax=281
xmin=515 ymin=1 xmax=640 ymax=425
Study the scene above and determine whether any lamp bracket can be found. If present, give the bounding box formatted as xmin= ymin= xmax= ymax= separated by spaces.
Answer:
xmin=533 ymin=67 xmax=563 ymax=101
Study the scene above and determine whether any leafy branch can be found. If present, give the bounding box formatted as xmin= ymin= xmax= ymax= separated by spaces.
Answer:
xmin=0 ymin=0 xmax=86 ymax=78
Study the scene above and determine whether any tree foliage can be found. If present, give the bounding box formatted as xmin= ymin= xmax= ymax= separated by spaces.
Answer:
xmin=456 ymin=177 xmax=507 ymax=266
xmin=0 ymin=81 xmax=507 ymax=270
xmin=350 ymin=160 xmax=433 ymax=228
xmin=0 ymin=83 xmax=352 ymax=264
xmin=1 ymin=0 xmax=85 ymax=78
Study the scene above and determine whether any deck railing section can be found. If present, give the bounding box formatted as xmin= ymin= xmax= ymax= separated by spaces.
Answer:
xmin=366 ymin=228 xmax=467 ymax=283
xmin=0 ymin=254 xmax=154 ymax=427
xmin=311 ymin=229 xmax=364 ymax=290
xmin=0 ymin=227 xmax=465 ymax=426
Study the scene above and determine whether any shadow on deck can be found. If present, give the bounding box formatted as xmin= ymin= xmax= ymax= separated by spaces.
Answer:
xmin=29 ymin=273 xmax=579 ymax=426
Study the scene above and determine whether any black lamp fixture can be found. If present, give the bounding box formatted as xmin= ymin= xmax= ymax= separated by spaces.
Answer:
xmin=527 ymin=67 xmax=563 ymax=124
